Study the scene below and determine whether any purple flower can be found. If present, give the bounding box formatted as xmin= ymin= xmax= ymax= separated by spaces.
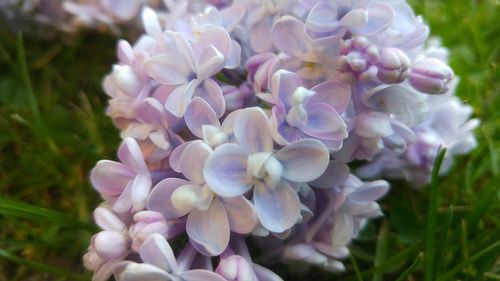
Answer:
xmin=302 ymin=0 xmax=394 ymax=43
xmin=334 ymin=111 xmax=415 ymax=162
xmin=261 ymin=70 xmax=350 ymax=150
xmin=148 ymin=140 xmax=259 ymax=256
xmin=204 ymin=107 xmax=330 ymax=233
xmin=115 ymin=234 xmax=227 ymax=281
xmin=84 ymin=207 xmax=130 ymax=281
xmin=91 ymin=138 xmax=152 ymax=213
xmin=409 ymin=57 xmax=454 ymax=94
xmin=337 ymin=37 xmax=410 ymax=84
xmin=216 ymin=254 xmax=284 ymax=281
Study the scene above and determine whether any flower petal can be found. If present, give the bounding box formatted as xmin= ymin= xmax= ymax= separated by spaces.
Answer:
xmin=140 ymin=234 xmax=178 ymax=273
xmin=187 ymin=199 xmax=230 ymax=256
xmin=179 ymin=140 xmax=212 ymax=184
xmin=165 ymin=81 xmax=197 ymax=117
xmin=147 ymin=178 xmax=192 ymax=219
xmin=118 ymin=137 xmax=148 ymax=172
xmin=234 ymin=108 xmax=273 ymax=153
xmin=185 ymin=97 xmax=220 ymax=138
xmin=94 ymin=207 xmax=125 ymax=231
xmin=119 ymin=263 xmax=173 ymax=281
xmin=196 ymin=79 xmax=225 ymax=117
xmin=309 ymin=81 xmax=351 ymax=113
xmin=91 ymin=160 xmax=135 ymax=197
xmin=144 ymin=55 xmax=191 ymax=85
xmin=130 ymin=173 xmax=152 ymax=212
xmin=179 ymin=269 xmax=227 ymax=281
xmin=301 ymin=104 xmax=348 ymax=144
xmin=271 ymin=70 xmax=302 ymax=109
xmin=309 ymin=160 xmax=350 ymax=188
xmin=272 ymin=16 xmax=312 ymax=58
xmin=275 ymin=139 xmax=330 ymax=182
xmin=254 ymin=181 xmax=300 ymax=233
xmin=204 ymin=143 xmax=252 ymax=197
xmin=221 ymin=196 xmax=258 ymax=234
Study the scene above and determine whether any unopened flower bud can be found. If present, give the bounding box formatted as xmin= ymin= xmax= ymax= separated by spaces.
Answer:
xmin=376 ymin=48 xmax=410 ymax=84
xmin=216 ymin=255 xmax=257 ymax=281
xmin=112 ymin=64 xmax=142 ymax=97
xmin=408 ymin=58 xmax=454 ymax=94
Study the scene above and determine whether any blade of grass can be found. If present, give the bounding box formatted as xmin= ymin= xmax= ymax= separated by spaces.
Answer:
xmin=0 ymin=249 xmax=87 ymax=281
xmin=425 ymin=148 xmax=447 ymax=281
xmin=16 ymin=34 xmax=41 ymax=125
xmin=0 ymin=197 xmax=96 ymax=232
xmin=372 ymin=222 xmax=388 ymax=281
xmin=437 ymin=240 xmax=500 ymax=281
xmin=395 ymin=252 xmax=423 ymax=281
xmin=434 ymin=205 xmax=454 ymax=275
xmin=349 ymin=252 xmax=364 ymax=281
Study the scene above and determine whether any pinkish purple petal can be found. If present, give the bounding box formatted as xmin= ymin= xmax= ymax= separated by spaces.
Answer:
xmin=234 ymin=108 xmax=273 ymax=154
xmin=139 ymin=234 xmax=178 ymax=273
xmin=221 ymin=196 xmax=258 ymax=234
xmin=147 ymin=178 xmax=192 ymax=219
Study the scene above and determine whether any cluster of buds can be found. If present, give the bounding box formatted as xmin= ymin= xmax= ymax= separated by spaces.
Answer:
xmin=78 ymin=0 xmax=479 ymax=280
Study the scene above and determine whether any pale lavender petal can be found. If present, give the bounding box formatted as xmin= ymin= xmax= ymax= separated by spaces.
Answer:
xmin=234 ymin=108 xmax=273 ymax=153
xmin=187 ymin=199 xmax=230 ymax=256
xmin=252 ymin=264 xmax=284 ymax=281
xmin=169 ymin=142 xmax=190 ymax=173
xmin=119 ymin=263 xmax=173 ymax=281
xmin=310 ymin=160 xmax=350 ymax=188
xmin=144 ymin=55 xmax=191 ymax=85
xmin=350 ymin=180 xmax=389 ymax=201
xmin=130 ymin=173 xmax=152 ymax=212
xmin=196 ymin=79 xmax=225 ymax=117
xmin=180 ymin=269 xmax=227 ymax=281
xmin=332 ymin=212 xmax=354 ymax=246
xmin=250 ymin=17 xmax=274 ymax=53
xmin=225 ymin=40 xmax=242 ymax=69
xmin=179 ymin=140 xmax=212 ymax=184
xmin=165 ymin=81 xmax=197 ymax=117
xmin=254 ymin=181 xmax=300 ymax=233
xmin=142 ymin=7 xmax=162 ymax=39
xmin=204 ymin=143 xmax=252 ymax=197
xmin=91 ymin=160 xmax=134 ymax=196
xmin=147 ymin=178 xmax=192 ymax=219
xmin=140 ymin=234 xmax=178 ymax=273
xmin=184 ymin=97 xmax=220 ymax=138
xmin=309 ymin=81 xmax=351 ymax=113
xmin=271 ymin=70 xmax=302 ymax=109
xmin=195 ymin=26 xmax=232 ymax=59
xmin=301 ymin=104 xmax=348 ymax=142
xmin=94 ymin=207 xmax=125 ymax=231
xmin=113 ymin=181 xmax=134 ymax=213
xmin=196 ymin=46 xmax=225 ymax=81
xmin=221 ymin=196 xmax=258 ymax=234
xmin=272 ymin=16 xmax=312 ymax=57
xmin=350 ymin=3 xmax=394 ymax=35
xmin=306 ymin=3 xmax=339 ymax=33
xmin=118 ymin=137 xmax=148 ymax=172
xmin=276 ymin=139 xmax=330 ymax=182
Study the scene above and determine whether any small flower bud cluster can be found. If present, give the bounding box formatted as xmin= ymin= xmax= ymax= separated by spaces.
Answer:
xmin=84 ymin=1 xmax=479 ymax=280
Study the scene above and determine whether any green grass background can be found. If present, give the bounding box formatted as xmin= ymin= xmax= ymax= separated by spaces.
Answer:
xmin=0 ymin=0 xmax=498 ymax=280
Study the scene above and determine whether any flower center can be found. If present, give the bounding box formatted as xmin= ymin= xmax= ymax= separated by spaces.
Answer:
xmin=247 ymin=152 xmax=283 ymax=189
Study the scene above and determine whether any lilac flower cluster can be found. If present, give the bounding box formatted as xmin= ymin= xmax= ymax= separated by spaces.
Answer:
xmin=1 ymin=0 xmax=163 ymax=33
xmin=86 ymin=1 xmax=479 ymax=280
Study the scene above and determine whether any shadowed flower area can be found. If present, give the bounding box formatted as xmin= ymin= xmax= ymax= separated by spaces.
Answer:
xmin=0 ymin=1 xmax=498 ymax=281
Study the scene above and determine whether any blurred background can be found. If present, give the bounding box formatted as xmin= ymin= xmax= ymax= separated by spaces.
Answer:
xmin=0 ymin=0 xmax=498 ymax=280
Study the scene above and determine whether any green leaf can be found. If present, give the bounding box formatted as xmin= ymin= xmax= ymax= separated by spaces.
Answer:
xmin=425 ymin=148 xmax=447 ymax=281
xmin=0 ymin=197 xmax=96 ymax=232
